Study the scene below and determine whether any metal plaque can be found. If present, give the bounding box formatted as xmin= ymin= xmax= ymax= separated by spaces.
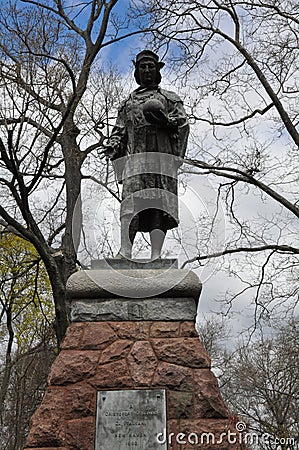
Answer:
xmin=95 ymin=389 xmax=167 ymax=450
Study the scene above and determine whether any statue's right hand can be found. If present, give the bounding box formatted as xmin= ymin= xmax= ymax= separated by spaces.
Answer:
xmin=101 ymin=145 xmax=114 ymax=159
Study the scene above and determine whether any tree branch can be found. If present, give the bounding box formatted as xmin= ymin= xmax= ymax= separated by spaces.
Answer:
xmin=0 ymin=117 xmax=53 ymax=139
xmin=83 ymin=175 xmax=121 ymax=202
xmin=214 ymin=28 xmax=299 ymax=147
xmin=186 ymin=159 xmax=299 ymax=219
xmin=191 ymin=103 xmax=274 ymax=126
xmin=181 ymin=244 xmax=299 ymax=268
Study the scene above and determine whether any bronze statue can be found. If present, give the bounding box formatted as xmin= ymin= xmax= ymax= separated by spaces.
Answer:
xmin=104 ymin=50 xmax=189 ymax=259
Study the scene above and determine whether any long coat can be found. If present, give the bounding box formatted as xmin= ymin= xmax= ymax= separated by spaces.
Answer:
xmin=107 ymin=85 xmax=189 ymax=231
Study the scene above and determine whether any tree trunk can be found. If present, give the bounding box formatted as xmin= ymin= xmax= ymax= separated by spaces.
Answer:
xmin=0 ymin=306 xmax=14 ymax=425
xmin=44 ymin=122 xmax=86 ymax=345
xmin=60 ymin=124 xmax=85 ymax=283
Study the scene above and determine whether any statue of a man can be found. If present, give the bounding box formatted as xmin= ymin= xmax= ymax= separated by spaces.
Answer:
xmin=104 ymin=50 xmax=189 ymax=259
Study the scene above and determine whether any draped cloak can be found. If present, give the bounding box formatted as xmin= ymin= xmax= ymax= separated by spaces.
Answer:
xmin=107 ymin=85 xmax=189 ymax=232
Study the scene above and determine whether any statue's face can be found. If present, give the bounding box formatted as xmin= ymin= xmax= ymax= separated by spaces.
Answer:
xmin=138 ymin=58 xmax=157 ymax=87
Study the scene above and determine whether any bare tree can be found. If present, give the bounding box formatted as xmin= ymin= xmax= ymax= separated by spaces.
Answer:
xmin=196 ymin=314 xmax=230 ymax=366
xmin=197 ymin=315 xmax=298 ymax=450
xmin=221 ymin=318 xmax=299 ymax=450
xmin=0 ymin=342 xmax=55 ymax=450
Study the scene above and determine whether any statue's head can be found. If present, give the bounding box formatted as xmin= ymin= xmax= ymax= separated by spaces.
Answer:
xmin=133 ymin=50 xmax=165 ymax=87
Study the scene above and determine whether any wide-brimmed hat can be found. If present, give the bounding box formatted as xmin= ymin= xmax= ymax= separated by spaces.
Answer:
xmin=133 ymin=50 xmax=164 ymax=85
xmin=133 ymin=50 xmax=165 ymax=68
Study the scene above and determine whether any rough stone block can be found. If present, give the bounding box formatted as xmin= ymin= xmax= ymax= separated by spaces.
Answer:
xmin=48 ymin=351 xmax=99 ymax=386
xmin=127 ymin=341 xmax=158 ymax=386
xmin=70 ymin=297 xmax=197 ymax=322
xmin=26 ymin=416 xmax=65 ymax=448
xmin=180 ymin=321 xmax=199 ymax=337
xmin=151 ymin=338 xmax=211 ymax=368
xmin=60 ymin=322 xmax=85 ymax=350
xmin=110 ymin=321 xmax=151 ymax=339
xmin=100 ymin=339 xmax=133 ymax=364
xmin=26 ymin=387 xmax=66 ymax=448
xmin=89 ymin=359 xmax=133 ymax=389
xmin=167 ymin=391 xmax=194 ymax=419
xmin=64 ymin=383 xmax=96 ymax=420
xmin=79 ymin=322 xmax=117 ymax=350
xmin=194 ymin=369 xmax=228 ymax=418
xmin=149 ymin=322 xmax=180 ymax=337
xmin=66 ymin=417 xmax=95 ymax=450
xmin=152 ymin=362 xmax=194 ymax=391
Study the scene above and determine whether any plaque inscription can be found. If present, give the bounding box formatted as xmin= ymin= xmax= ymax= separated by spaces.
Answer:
xmin=95 ymin=389 xmax=167 ymax=449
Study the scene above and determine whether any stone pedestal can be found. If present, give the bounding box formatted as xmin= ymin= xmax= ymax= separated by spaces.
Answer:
xmin=25 ymin=261 xmax=245 ymax=449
